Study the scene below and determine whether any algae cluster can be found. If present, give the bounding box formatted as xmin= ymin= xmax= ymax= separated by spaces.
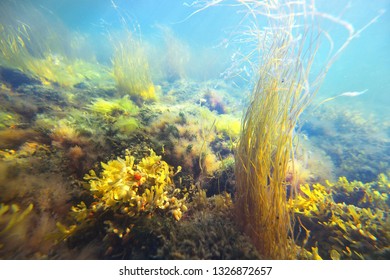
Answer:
xmin=290 ymin=174 xmax=390 ymax=260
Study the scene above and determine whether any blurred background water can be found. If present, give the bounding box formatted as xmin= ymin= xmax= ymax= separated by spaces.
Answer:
xmin=6 ymin=0 xmax=388 ymax=118
xmin=26 ymin=0 xmax=387 ymax=112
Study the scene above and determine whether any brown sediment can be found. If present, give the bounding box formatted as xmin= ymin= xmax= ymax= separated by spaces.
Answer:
xmin=0 ymin=128 xmax=45 ymax=149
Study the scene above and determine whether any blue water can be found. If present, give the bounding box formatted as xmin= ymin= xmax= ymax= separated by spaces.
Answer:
xmin=317 ymin=0 xmax=390 ymax=116
xmin=16 ymin=1 xmax=387 ymax=112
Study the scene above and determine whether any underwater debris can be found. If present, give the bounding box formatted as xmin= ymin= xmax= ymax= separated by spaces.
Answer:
xmin=314 ymin=89 xmax=368 ymax=109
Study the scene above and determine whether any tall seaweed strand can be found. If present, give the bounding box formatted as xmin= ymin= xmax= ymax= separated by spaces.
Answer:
xmin=190 ymin=0 xmax=384 ymax=259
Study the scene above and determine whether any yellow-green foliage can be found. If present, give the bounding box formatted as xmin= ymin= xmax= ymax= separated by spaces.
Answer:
xmin=85 ymin=149 xmax=186 ymax=218
xmin=86 ymin=98 xmax=122 ymax=115
xmin=58 ymin=149 xmax=187 ymax=239
xmin=215 ymin=114 xmax=241 ymax=139
xmin=113 ymin=116 xmax=139 ymax=135
xmin=0 ymin=111 xmax=19 ymax=129
xmin=0 ymin=1 xmax=110 ymax=88
xmin=0 ymin=22 xmax=31 ymax=69
xmin=86 ymin=96 xmax=140 ymax=135
xmin=146 ymin=104 xmax=229 ymax=177
xmin=24 ymin=56 xmax=111 ymax=88
xmin=0 ymin=22 xmax=109 ymax=88
xmin=113 ymin=32 xmax=156 ymax=102
xmin=0 ymin=203 xmax=33 ymax=248
xmin=49 ymin=120 xmax=81 ymax=147
xmin=230 ymin=0 xmax=362 ymax=259
xmin=86 ymin=96 xmax=139 ymax=117
xmin=289 ymin=174 xmax=390 ymax=259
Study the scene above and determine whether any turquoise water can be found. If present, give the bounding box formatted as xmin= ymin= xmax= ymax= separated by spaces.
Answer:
xmin=32 ymin=0 xmax=389 ymax=107
xmin=318 ymin=0 xmax=390 ymax=116
xmin=6 ymin=0 xmax=389 ymax=112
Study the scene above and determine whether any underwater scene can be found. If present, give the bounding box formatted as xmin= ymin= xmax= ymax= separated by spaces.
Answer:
xmin=0 ymin=0 xmax=389 ymax=260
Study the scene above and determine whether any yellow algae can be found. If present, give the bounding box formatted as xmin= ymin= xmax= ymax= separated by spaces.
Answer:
xmin=367 ymin=232 xmax=377 ymax=241
xmin=215 ymin=114 xmax=241 ymax=139
xmin=311 ymin=247 xmax=323 ymax=260
xmin=112 ymin=31 xmax=156 ymax=103
xmin=228 ymin=0 xmax=366 ymax=259
xmin=0 ymin=16 xmax=108 ymax=88
xmin=353 ymin=251 xmax=364 ymax=260
xmin=343 ymin=246 xmax=352 ymax=257
xmin=0 ymin=203 xmax=33 ymax=248
xmin=56 ymin=222 xmax=77 ymax=240
xmin=86 ymin=96 xmax=139 ymax=117
xmin=330 ymin=249 xmax=341 ymax=260
xmin=289 ymin=173 xmax=389 ymax=259
xmin=58 ymin=149 xmax=187 ymax=241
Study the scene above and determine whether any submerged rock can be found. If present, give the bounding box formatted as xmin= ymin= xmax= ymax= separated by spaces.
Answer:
xmin=0 ymin=67 xmax=40 ymax=89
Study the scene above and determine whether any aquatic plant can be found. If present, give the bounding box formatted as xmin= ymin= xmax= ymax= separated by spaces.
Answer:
xmin=0 ymin=203 xmax=33 ymax=239
xmin=215 ymin=114 xmax=241 ymax=140
xmin=112 ymin=31 xmax=156 ymax=103
xmin=145 ymin=104 xmax=218 ymax=176
xmin=285 ymin=138 xmax=335 ymax=192
xmin=289 ymin=174 xmax=390 ymax=259
xmin=84 ymin=96 xmax=141 ymax=140
xmin=230 ymin=1 xmax=326 ymax=259
xmin=58 ymin=149 xmax=187 ymax=242
xmin=0 ymin=202 xmax=33 ymax=255
xmin=302 ymin=106 xmax=390 ymax=182
xmin=162 ymin=29 xmax=190 ymax=82
xmin=24 ymin=56 xmax=111 ymax=88
xmin=0 ymin=128 xmax=42 ymax=150
xmin=113 ymin=116 xmax=139 ymax=136
xmin=86 ymin=98 xmax=122 ymax=116
xmin=0 ymin=135 xmax=76 ymax=257
xmin=190 ymin=0 xmax=384 ymax=259
xmin=0 ymin=111 xmax=20 ymax=130
xmin=141 ymin=192 xmax=260 ymax=260
xmin=0 ymin=1 xmax=108 ymax=88
xmin=202 ymin=89 xmax=227 ymax=114
xmin=49 ymin=121 xmax=82 ymax=148
xmin=86 ymin=96 xmax=139 ymax=117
